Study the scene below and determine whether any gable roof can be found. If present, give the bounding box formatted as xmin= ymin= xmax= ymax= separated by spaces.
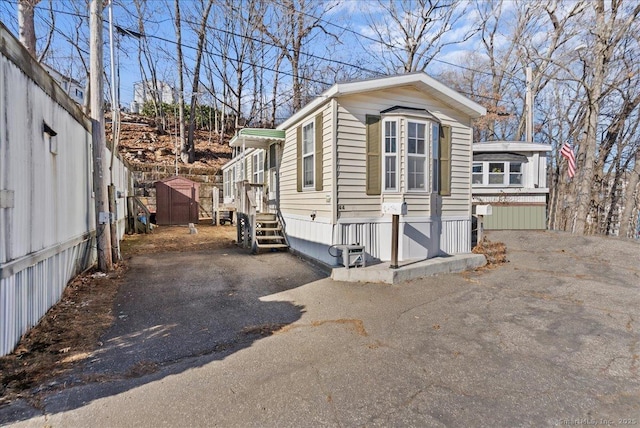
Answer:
xmin=278 ymin=72 xmax=487 ymax=130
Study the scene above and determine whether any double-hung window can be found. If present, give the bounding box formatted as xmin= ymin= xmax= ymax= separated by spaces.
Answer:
xmin=372 ymin=108 xmax=445 ymax=196
xmin=383 ymin=119 xmax=398 ymax=192
xmin=407 ymin=121 xmax=427 ymax=191
xmin=472 ymin=163 xmax=483 ymax=184
xmin=252 ymin=151 xmax=264 ymax=184
xmin=488 ymin=162 xmax=505 ymax=184
xmin=509 ymin=163 xmax=523 ymax=185
xmin=472 ymin=161 xmax=524 ymax=186
xmin=302 ymin=121 xmax=315 ymax=188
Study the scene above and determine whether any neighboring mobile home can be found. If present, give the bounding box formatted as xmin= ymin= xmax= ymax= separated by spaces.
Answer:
xmin=223 ymin=72 xmax=486 ymax=266
xmin=0 ymin=23 xmax=130 ymax=356
xmin=472 ymin=141 xmax=552 ymax=230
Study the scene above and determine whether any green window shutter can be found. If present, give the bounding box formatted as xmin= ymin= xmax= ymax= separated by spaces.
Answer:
xmin=439 ymin=124 xmax=452 ymax=196
xmin=296 ymin=125 xmax=302 ymax=192
xmin=315 ymin=113 xmax=323 ymax=191
xmin=366 ymin=114 xmax=381 ymax=196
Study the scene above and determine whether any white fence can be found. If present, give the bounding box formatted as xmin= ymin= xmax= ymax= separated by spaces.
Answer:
xmin=0 ymin=23 xmax=131 ymax=356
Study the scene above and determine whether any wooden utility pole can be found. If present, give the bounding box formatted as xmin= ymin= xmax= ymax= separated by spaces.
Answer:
xmin=90 ymin=0 xmax=113 ymax=271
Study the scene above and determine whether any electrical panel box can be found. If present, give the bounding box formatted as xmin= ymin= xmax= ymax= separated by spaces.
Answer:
xmin=98 ymin=211 xmax=110 ymax=224
xmin=381 ymin=202 xmax=407 ymax=216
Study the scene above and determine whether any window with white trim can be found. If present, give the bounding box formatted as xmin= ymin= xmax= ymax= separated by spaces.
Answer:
xmin=383 ymin=119 xmax=398 ymax=192
xmin=509 ymin=162 xmax=523 ymax=185
xmin=472 ymin=163 xmax=483 ymax=185
xmin=472 ymin=161 xmax=524 ymax=186
xmin=407 ymin=121 xmax=427 ymax=191
xmin=224 ymin=166 xmax=236 ymax=200
xmin=252 ymin=151 xmax=264 ymax=184
xmin=302 ymin=120 xmax=314 ymax=188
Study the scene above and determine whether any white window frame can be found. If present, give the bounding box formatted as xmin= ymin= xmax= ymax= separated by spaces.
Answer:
xmin=472 ymin=161 xmax=524 ymax=187
xmin=383 ymin=118 xmax=399 ymax=192
xmin=509 ymin=162 xmax=523 ymax=186
xmin=268 ymin=144 xmax=277 ymax=200
xmin=302 ymin=119 xmax=315 ymax=189
xmin=406 ymin=120 xmax=428 ymax=192
xmin=252 ymin=151 xmax=264 ymax=184
xmin=472 ymin=162 xmax=483 ymax=185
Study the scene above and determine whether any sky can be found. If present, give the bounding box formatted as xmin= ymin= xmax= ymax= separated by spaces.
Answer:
xmin=0 ymin=0 xmax=522 ymax=107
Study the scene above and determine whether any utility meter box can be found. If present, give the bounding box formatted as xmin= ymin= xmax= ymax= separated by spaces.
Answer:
xmin=476 ymin=204 xmax=493 ymax=216
xmin=382 ymin=202 xmax=407 ymax=216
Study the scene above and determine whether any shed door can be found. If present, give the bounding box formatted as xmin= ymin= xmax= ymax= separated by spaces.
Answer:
xmin=158 ymin=182 xmax=199 ymax=225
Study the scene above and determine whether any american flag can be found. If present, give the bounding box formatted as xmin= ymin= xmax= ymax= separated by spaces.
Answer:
xmin=560 ymin=143 xmax=576 ymax=179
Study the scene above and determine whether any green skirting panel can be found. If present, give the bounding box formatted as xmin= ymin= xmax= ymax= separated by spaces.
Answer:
xmin=483 ymin=205 xmax=547 ymax=230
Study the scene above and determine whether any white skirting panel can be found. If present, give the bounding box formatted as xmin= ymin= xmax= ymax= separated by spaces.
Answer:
xmin=337 ymin=217 xmax=471 ymax=263
xmin=282 ymin=215 xmax=336 ymax=266
xmin=283 ymin=214 xmax=472 ymax=266
xmin=440 ymin=218 xmax=472 ymax=254
xmin=0 ymin=236 xmax=95 ymax=356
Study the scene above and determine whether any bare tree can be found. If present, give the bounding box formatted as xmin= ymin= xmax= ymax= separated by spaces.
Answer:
xmin=571 ymin=0 xmax=640 ymax=234
xmin=258 ymin=0 xmax=338 ymax=111
xmin=184 ymin=0 xmax=215 ymax=163
xmin=364 ymin=0 xmax=475 ymax=74
xmin=174 ymin=0 xmax=188 ymax=163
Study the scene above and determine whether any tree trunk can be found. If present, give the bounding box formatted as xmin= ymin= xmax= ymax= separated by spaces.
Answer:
xmin=573 ymin=2 xmax=607 ymax=234
xmin=619 ymin=149 xmax=640 ymax=238
xmin=186 ymin=0 xmax=214 ymax=164
xmin=175 ymin=0 xmax=188 ymax=164
xmin=18 ymin=0 xmax=38 ymax=57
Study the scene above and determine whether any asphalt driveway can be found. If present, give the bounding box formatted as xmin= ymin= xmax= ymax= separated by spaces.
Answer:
xmin=3 ymin=230 xmax=639 ymax=427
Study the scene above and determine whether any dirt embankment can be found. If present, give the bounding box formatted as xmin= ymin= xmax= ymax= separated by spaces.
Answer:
xmin=107 ymin=113 xmax=233 ymax=172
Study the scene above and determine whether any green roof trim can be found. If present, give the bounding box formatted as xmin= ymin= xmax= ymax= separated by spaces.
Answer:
xmin=238 ymin=128 xmax=285 ymax=139
xmin=229 ymin=128 xmax=285 ymax=148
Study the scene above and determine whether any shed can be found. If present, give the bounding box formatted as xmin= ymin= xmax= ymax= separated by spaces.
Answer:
xmin=155 ymin=176 xmax=200 ymax=225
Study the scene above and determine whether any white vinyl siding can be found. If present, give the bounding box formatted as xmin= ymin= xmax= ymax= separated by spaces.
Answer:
xmin=279 ymin=104 xmax=332 ymax=219
xmin=334 ymin=88 xmax=473 ymax=219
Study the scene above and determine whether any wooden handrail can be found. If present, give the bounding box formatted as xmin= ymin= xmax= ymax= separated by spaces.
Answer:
xmin=128 ymin=196 xmax=151 ymax=234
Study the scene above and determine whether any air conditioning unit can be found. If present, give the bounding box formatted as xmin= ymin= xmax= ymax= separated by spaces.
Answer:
xmin=340 ymin=245 xmax=365 ymax=269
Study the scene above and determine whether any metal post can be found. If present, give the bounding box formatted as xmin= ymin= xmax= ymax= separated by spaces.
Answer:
xmin=213 ymin=186 xmax=220 ymax=226
xmin=525 ymin=66 xmax=533 ymax=143
xmin=390 ymin=214 xmax=399 ymax=269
